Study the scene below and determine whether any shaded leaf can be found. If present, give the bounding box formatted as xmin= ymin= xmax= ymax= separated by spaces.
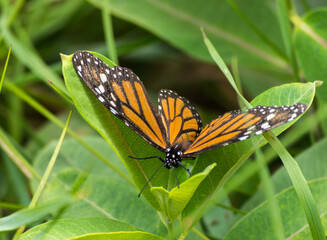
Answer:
xmin=224 ymin=178 xmax=327 ymax=240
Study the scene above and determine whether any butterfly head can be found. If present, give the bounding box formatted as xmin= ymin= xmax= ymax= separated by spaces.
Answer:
xmin=164 ymin=145 xmax=183 ymax=169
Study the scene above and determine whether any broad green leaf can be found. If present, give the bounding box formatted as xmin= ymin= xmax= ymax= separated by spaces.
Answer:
xmin=62 ymin=52 xmax=169 ymax=211
xmin=168 ymin=163 xmax=216 ymax=221
xmin=181 ymin=82 xmax=315 ymax=235
xmin=69 ymin=231 xmax=164 ymax=240
xmin=20 ymin=218 xmax=140 ymax=240
xmin=33 ymin=137 xmax=127 ymax=181
xmin=294 ymin=9 xmax=327 ymax=102
xmin=0 ymin=198 xmax=71 ymax=231
xmin=224 ymin=178 xmax=327 ymax=240
xmin=37 ymin=168 xmax=165 ymax=236
xmin=89 ymin=0 xmax=287 ymax=70
xmin=151 ymin=163 xmax=216 ymax=222
xmin=243 ymin=137 xmax=327 ymax=212
xmin=150 ymin=187 xmax=169 ymax=219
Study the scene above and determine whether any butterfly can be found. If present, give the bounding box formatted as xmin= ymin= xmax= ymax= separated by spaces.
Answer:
xmin=72 ymin=50 xmax=307 ymax=191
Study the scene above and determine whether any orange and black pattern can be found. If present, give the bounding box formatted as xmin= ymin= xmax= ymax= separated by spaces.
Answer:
xmin=73 ymin=51 xmax=307 ymax=170
xmin=158 ymin=89 xmax=202 ymax=151
xmin=73 ymin=51 xmax=167 ymax=151
xmin=183 ymin=104 xmax=306 ymax=156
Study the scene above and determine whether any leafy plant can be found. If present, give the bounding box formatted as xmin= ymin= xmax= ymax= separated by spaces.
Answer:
xmin=0 ymin=0 xmax=327 ymax=239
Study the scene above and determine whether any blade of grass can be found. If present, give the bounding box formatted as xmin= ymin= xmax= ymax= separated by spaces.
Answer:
xmin=231 ymin=56 xmax=245 ymax=109
xmin=0 ymin=198 xmax=71 ymax=232
xmin=0 ymin=44 xmax=11 ymax=93
xmin=8 ymin=94 xmax=23 ymax=142
xmin=253 ymin=142 xmax=285 ymax=240
xmin=101 ymin=0 xmax=119 ymax=64
xmin=265 ymin=132 xmax=325 ymax=239
xmin=30 ymin=109 xmax=72 ymax=208
xmin=2 ymin=153 xmax=31 ymax=205
xmin=201 ymin=28 xmax=250 ymax=108
xmin=48 ymin=80 xmax=72 ymax=103
xmin=275 ymin=0 xmax=300 ymax=81
xmin=4 ymin=81 xmax=133 ymax=185
xmin=1 ymin=26 xmax=68 ymax=95
xmin=0 ymin=202 xmax=25 ymax=211
xmin=4 ymin=0 xmax=24 ymax=28
xmin=202 ymin=31 xmax=325 ymax=240
xmin=13 ymin=109 xmax=73 ymax=239
xmin=0 ymin=127 xmax=40 ymax=181
xmin=230 ymin=35 xmax=285 ymax=240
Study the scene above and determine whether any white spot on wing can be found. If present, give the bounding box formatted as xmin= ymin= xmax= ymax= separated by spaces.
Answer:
xmin=261 ymin=122 xmax=270 ymax=129
xmin=100 ymin=73 xmax=108 ymax=83
xmin=267 ymin=113 xmax=275 ymax=121
xmin=255 ymin=130 xmax=263 ymax=135
xmin=110 ymin=92 xmax=116 ymax=101
xmin=110 ymin=107 xmax=118 ymax=115
xmin=110 ymin=101 xmax=116 ymax=107
xmin=238 ymin=135 xmax=249 ymax=141
xmin=98 ymin=96 xmax=105 ymax=102
xmin=99 ymin=85 xmax=105 ymax=93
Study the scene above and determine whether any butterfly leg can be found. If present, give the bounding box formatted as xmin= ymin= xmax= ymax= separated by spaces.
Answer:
xmin=172 ymin=168 xmax=180 ymax=188
xmin=137 ymin=163 xmax=165 ymax=198
xmin=129 ymin=156 xmax=164 ymax=163
xmin=177 ymin=161 xmax=193 ymax=177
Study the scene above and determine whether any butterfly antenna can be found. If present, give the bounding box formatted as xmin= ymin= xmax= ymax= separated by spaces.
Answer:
xmin=138 ymin=163 xmax=165 ymax=198
xmin=178 ymin=161 xmax=193 ymax=177
xmin=172 ymin=168 xmax=180 ymax=188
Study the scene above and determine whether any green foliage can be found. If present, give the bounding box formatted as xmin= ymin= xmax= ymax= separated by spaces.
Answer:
xmin=1 ymin=0 xmax=327 ymax=239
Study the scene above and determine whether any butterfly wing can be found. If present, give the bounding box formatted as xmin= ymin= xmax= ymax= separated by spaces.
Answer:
xmin=183 ymin=104 xmax=306 ymax=156
xmin=72 ymin=51 xmax=167 ymax=151
xmin=158 ymin=89 xmax=202 ymax=151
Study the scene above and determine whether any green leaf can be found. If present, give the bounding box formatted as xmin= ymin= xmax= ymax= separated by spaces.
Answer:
xmin=224 ymin=178 xmax=327 ymax=239
xmin=244 ymin=137 xmax=327 ymax=211
xmin=33 ymin=140 xmax=166 ymax=236
xmin=181 ymin=82 xmax=315 ymax=235
xmin=151 ymin=163 xmax=216 ymax=222
xmin=294 ymin=9 xmax=327 ymax=102
xmin=89 ymin=0 xmax=287 ymax=69
xmin=69 ymin=232 xmax=164 ymax=240
xmin=62 ymin=52 xmax=169 ymax=211
xmin=33 ymin=137 xmax=128 ymax=181
xmin=0 ymin=198 xmax=71 ymax=232
xmin=20 ymin=218 xmax=141 ymax=240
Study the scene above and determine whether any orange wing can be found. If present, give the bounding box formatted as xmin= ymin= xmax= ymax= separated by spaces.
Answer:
xmin=73 ymin=51 xmax=167 ymax=151
xmin=158 ymin=89 xmax=202 ymax=151
xmin=183 ymin=104 xmax=307 ymax=156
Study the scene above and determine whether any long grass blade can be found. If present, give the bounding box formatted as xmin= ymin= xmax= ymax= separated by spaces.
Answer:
xmin=0 ymin=44 xmax=11 ymax=94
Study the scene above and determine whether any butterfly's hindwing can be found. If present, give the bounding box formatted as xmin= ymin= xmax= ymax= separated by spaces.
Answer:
xmin=158 ymin=89 xmax=202 ymax=151
xmin=183 ymin=104 xmax=306 ymax=156
xmin=73 ymin=51 xmax=167 ymax=151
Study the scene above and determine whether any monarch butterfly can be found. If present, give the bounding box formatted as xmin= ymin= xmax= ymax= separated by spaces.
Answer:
xmin=72 ymin=51 xmax=306 ymax=193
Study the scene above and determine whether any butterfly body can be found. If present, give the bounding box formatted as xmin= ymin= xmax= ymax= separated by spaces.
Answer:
xmin=72 ymin=51 xmax=307 ymax=174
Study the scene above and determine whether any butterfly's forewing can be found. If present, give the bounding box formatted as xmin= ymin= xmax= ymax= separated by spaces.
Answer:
xmin=72 ymin=51 xmax=167 ymax=152
xmin=158 ymin=89 xmax=202 ymax=151
xmin=183 ymin=104 xmax=307 ymax=156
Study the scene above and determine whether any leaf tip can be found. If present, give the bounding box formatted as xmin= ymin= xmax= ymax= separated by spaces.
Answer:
xmin=200 ymin=27 xmax=207 ymax=39
xmin=314 ymin=80 xmax=324 ymax=88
